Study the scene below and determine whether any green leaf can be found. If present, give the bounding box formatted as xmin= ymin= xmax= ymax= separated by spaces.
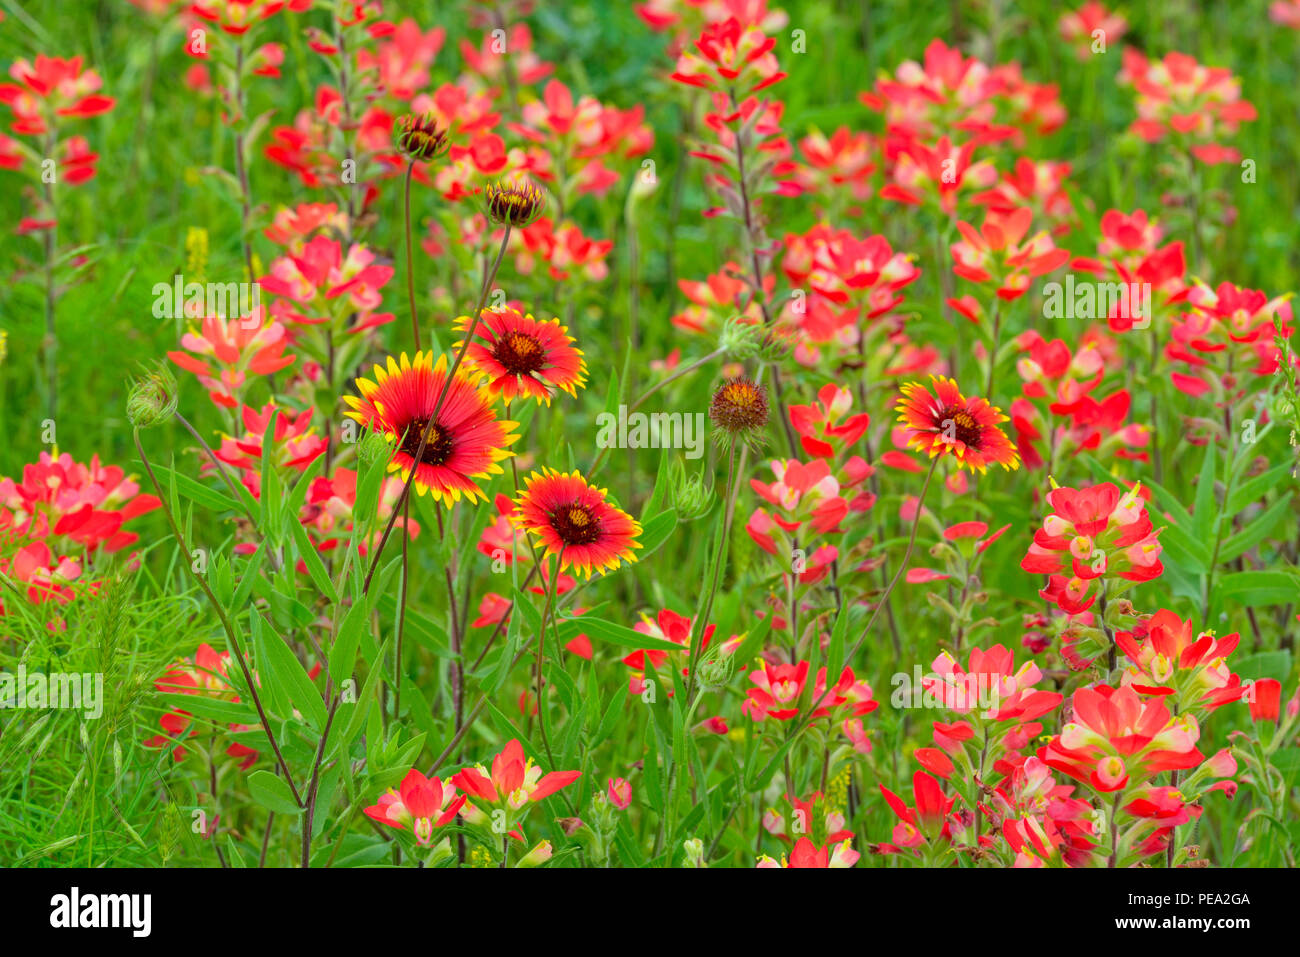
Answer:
xmin=593 ymin=682 xmax=628 ymax=746
xmin=1232 ymin=650 xmax=1293 ymax=683
xmin=745 ymin=732 xmax=797 ymax=791
xmin=1227 ymin=462 xmax=1294 ymax=513
xmin=257 ymin=613 xmax=328 ymax=728
xmin=728 ymin=612 xmax=773 ymax=668
xmin=259 ymin=408 xmax=282 ymax=537
xmin=287 ymin=451 xmax=324 ymax=514
xmin=229 ymin=544 xmax=267 ymax=617
xmin=135 ymin=461 xmax=239 ymax=513
xmin=376 ymin=596 xmax=451 ymax=657
xmin=291 ymin=507 xmax=339 ymax=604
xmin=338 ymin=637 xmax=390 ymax=751
xmin=604 ymin=363 xmax=622 ymax=420
xmin=1191 ymin=442 xmax=1218 ymax=543
xmin=635 ymin=508 xmax=678 ymax=563
xmin=643 ymin=450 xmax=674 ymax=520
xmin=1218 ymin=492 xmax=1293 ymax=564
xmin=1141 ymin=476 xmax=1195 ymax=530
xmin=354 ymin=449 xmax=390 ymax=533
xmin=642 ymin=720 xmax=662 ymax=806
xmin=556 ymin=615 xmax=682 ymax=653
xmin=1216 ymin=569 xmax=1300 ymax=607
xmin=1159 ymin=521 xmax=1213 ymax=574
xmin=157 ymin=693 xmax=254 ymax=726
xmin=247 ymin=770 xmax=302 ymax=814
xmin=226 ymin=835 xmax=248 ymax=867
xmin=250 ymin=613 xmax=288 ymax=716
xmin=825 ymin=599 xmax=852 ymax=674
xmin=329 ymin=600 xmax=368 ymax=685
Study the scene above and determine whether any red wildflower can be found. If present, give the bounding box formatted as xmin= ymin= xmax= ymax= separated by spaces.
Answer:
xmin=455 ymin=308 xmax=587 ymax=406
xmin=895 ymin=376 xmax=1021 ymax=473
xmin=344 ymin=352 xmax=519 ymax=506
xmin=511 ymin=468 xmax=642 ymax=578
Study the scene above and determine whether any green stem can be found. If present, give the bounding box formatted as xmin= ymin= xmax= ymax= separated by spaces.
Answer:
xmin=534 ymin=546 xmax=566 ymax=768
xmin=362 ymin=224 xmax=512 ymax=594
xmin=133 ymin=428 xmax=303 ymax=807
xmin=789 ymin=457 xmax=938 ymax=736
xmin=403 ymin=161 xmax=421 ymax=351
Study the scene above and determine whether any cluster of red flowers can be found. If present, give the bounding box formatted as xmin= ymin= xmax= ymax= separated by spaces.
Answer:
xmin=0 ymin=54 xmax=116 ymax=232
xmin=879 ymin=617 xmax=1254 ymax=866
xmin=365 ymin=738 xmax=579 ymax=858
xmin=1118 ymin=48 xmax=1257 ymax=166
xmin=10 ymin=0 xmax=1297 ymax=872
xmin=144 ymin=643 xmax=261 ymax=768
xmin=0 ymin=453 xmax=159 ymax=626
xmin=1021 ymin=481 xmax=1164 ymax=615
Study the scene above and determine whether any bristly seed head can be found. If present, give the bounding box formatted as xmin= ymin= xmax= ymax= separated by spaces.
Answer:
xmin=709 ymin=375 xmax=770 ymax=450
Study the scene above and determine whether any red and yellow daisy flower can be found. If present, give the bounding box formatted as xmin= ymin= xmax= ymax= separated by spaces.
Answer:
xmin=512 ymin=468 xmax=642 ymax=578
xmin=454 ymin=308 xmax=587 ymax=406
xmin=344 ymin=351 xmax=519 ymax=505
xmin=895 ymin=376 xmax=1020 ymax=473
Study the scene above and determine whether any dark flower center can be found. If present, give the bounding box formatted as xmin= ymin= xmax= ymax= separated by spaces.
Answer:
xmin=399 ymin=418 xmax=453 ymax=466
xmin=550 ymin=502 xmax=601 ymax=546
xmin=940 ymin=407 xmax=983 ymax=449
xmin=493 ymin=331 xmax=546 ymax=376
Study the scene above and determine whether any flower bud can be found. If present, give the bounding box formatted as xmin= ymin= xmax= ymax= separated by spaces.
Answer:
xmin=669 ymin=460 xmax=715 ymax=521
xmin=696 ymin=650 xmax=736 ymax=690
xmin=359 ymin=430 xmax=395 ymax=468
xmin=126 ymin=362 xmax=178 ymax=428
xmin=718 ymin=315 xmax=763 ymax=360
xmin=395 ymin=113 xmax=451 ymax=163
xmin=757 ymin=321 xmax=796 ymax=363
xmin=159 ymin=802 xmax=182 ymax=865
xmin=682 ymin=837 xmax=706 ymax=868
xmin=517 ymin=840 xmax=553 ymax=868
xmin=485 ymin=177 xmax=547 ymax=228
xmin=607 ymin=778 xmax=632 ymax=810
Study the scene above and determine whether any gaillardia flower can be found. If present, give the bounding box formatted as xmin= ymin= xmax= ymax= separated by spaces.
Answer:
xmin=895 ymin=376 xmax=1020 ymax=473
xmin=485 ymin=177 xmax=547 ymax=227
xmin=344 ymin=351 xmax=519 ymax=506
xmin=512 ymin=467 xmax=642 ymax=577
xmin=454 ymin=308 xmax=587 ymax=405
